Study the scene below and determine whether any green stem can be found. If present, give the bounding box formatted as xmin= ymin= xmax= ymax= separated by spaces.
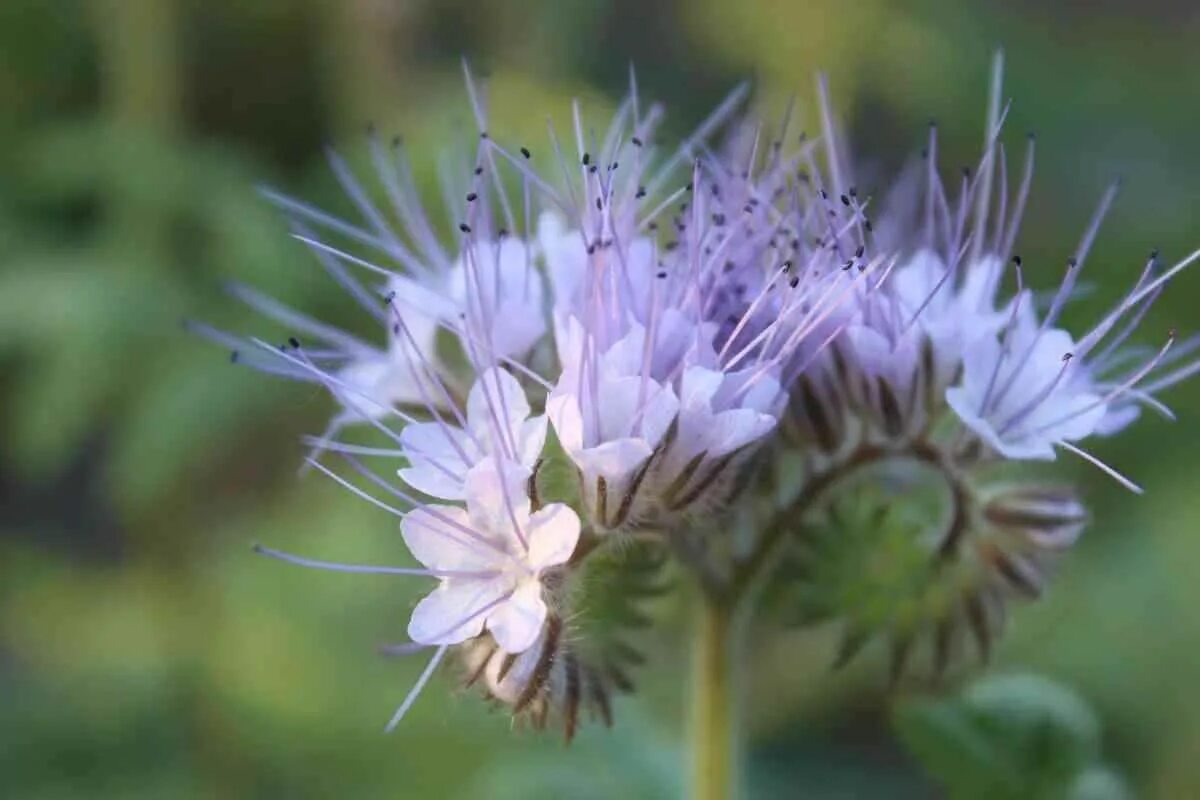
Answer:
xmin=682 ymin=440 xmax=969 ymax=797
xmin=690 ymin=590 xmax=738 ymax=800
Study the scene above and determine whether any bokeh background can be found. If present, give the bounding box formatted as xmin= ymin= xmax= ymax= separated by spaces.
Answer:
xmin=1 ymin=1 xmax=1198 ymax=797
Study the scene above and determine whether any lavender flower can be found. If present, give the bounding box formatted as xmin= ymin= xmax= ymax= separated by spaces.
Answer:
xmin=398 ymin=367 xmax=547 ymax=500
xmin=205 ymin=56 xmax=1199 ymax=744
xmin=402 ymin=458 xmax=579 ymax=653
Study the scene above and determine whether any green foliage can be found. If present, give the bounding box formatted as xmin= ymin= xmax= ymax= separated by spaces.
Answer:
xmin=894 ymin=673 xmax=1129 ymax=800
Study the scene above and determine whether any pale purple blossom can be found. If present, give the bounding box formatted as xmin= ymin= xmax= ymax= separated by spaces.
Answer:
xmin=213 ymin=56 xmax=1200 ymax=736
xmin=398 ymin=367 xmax=547 ymax=500
xmin=403 ymin=458 xmax=579 ymax=653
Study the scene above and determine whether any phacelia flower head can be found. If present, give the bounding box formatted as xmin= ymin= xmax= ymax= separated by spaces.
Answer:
xmin=205 ymin=55 xmax=1198 ymax=743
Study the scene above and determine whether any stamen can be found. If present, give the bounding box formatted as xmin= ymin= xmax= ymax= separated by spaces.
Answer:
xmin=385 ymin=644 xmax=448 ymax=732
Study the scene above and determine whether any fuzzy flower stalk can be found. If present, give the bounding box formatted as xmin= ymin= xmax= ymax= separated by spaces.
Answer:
xmin=197 ymin=55 xmax=1199 ymax=798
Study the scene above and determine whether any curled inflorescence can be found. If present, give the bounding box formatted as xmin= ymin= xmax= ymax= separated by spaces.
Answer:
xmin=197 ymin=55 xmax=1199 ymax=739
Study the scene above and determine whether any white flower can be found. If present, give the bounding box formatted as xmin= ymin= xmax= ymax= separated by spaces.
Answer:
xmin=398 ymin=367 xmax=547 ymax=499
xmin=333 ymin=274 xmax=453 ymax=422
xmin=656 ymin=365 xmax=783 ymax=506
xmin=548 ymin=318 xmax=679 ymax=483
xmin=538 ymin=210 xmax=661 ymax=339
xmin=402 ymin=459 xmax=580 ymax=654
xmin=339 ymin=236 xmax=545 ymax=424
xmin=946 ymin=301 xmax=1106 ymax=460
xmin=448 ymin=236 xmax=547 ymax=361
xmin=891 ymin=249 xmax=1010 ymax=385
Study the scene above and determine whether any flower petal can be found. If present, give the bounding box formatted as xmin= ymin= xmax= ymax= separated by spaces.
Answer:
xmin=517 ymin=416 xmax=549 ymax=469
xmin=525 ymin=503 xmax=581 ymax=570
xmin=487 ymin=581 xmax=547 ymax=654
xmin=464 ymin=459 xmax=531 ymax=543
xmin=408 ymin=577 xmax=512 ymax=646
xmin=467 ymin=367 xmax=532 ymax=449
xmin=400 ymin=504 xmax=496 ymax=572
xmin=575 ymin=438 xmax=653 ymax=480
xmin=398 ymin=422 xmax=478 ymax=499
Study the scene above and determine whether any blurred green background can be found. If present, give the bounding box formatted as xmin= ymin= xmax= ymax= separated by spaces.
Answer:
xmin=1 ymin=1 xmax=1197 ymax=797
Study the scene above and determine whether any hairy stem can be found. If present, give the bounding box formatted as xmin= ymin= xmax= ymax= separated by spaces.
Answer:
xmin=689 ymin=590 xmax=738 ymax=800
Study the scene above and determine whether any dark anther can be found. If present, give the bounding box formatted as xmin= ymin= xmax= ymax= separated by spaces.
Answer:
xmin=288 ymin=336 xmax=300 ymax=349
xmin=1012 ymin=255 xmax=1022 ymax=266
xmin=392 ymin=324 xmax=400 ymax=335
xmin=840 ymin=194 xmax=850 ymax=206
xmin=1150 ymin=248 xmax=1160 ymax=260
xmin=582 ymin=152 xmax=591 ymax=166
xmin=1062 ymin=352 xmax=1073 ymax=362
xmin=864 ymin=219 xmax=874 ymax=233
xmin=586 ymin=243 xmax=596 ymax=255
xmin=632 ymin=136 xmax=643 ymax=147
xmin=1067 ymin=257 xmax=1078 ymax=268
xmin=819 ymin=189 xmax=829 ymax=200
xmin=229 ymin=350 xmax=240 ymax=364
xmin=712 ymin=213 xmax=726 ymax=225
xmin=657 ymin=271 xmax=667 ymax=279
xmin=479 ymin=131 xmax=489 ymax=139
xmin=962 ymin=166 xmax=971 ymax=178
xmin=474 ymin=166 xmax=483 ymax=175
xmin=782 ymin=260 xmax=793 ymax=272
xmin=789 ymin=276 xmax=800 ymax=288
xmin=686 ymin=182 xmax=694 ymax=192
xmin=466 ymin=192 xmax=478 ymax=202
xmin=595 ymin=197 xmax=602 ymax=211
xmin=665 ymin=241 xmax=679 ymax=251
xmin=849 ymin=186 xmax=858 ymax=198
xmin=608 ymin=162 xmax=619 ymax=171
xmin=498 ymin=227 xmax=509 ymax=238
xmin=383 ymin=290 xmax=397 ymax=304
xmin=459 ymin=223 xmax=472 ymax=233
xmin=635 ymin=186 xmax=647 ymax=199
xmin=855 ymin=245 xmax=864 ymax=257
xmin=647 ymin=222 xmax=658 ymax=231
xmin=520 ymin=146 xmax=531 ymax=159
xmin=588 ymin=165 xmax=598 ymax=174
xmin=842 ymin=260 xmax=854 ymax=270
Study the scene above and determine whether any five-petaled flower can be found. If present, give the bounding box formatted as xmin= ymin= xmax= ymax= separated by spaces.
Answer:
xmin=402 ymin=459 xmax=580 ymax=654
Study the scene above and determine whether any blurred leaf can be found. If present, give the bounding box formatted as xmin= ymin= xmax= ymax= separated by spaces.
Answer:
xmin=893 ymin=673 xmax=1121 ymax=800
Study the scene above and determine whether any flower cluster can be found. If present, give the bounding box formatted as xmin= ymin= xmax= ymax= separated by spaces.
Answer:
xmin=202 ymin=57 xmax=1199 ymax=737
